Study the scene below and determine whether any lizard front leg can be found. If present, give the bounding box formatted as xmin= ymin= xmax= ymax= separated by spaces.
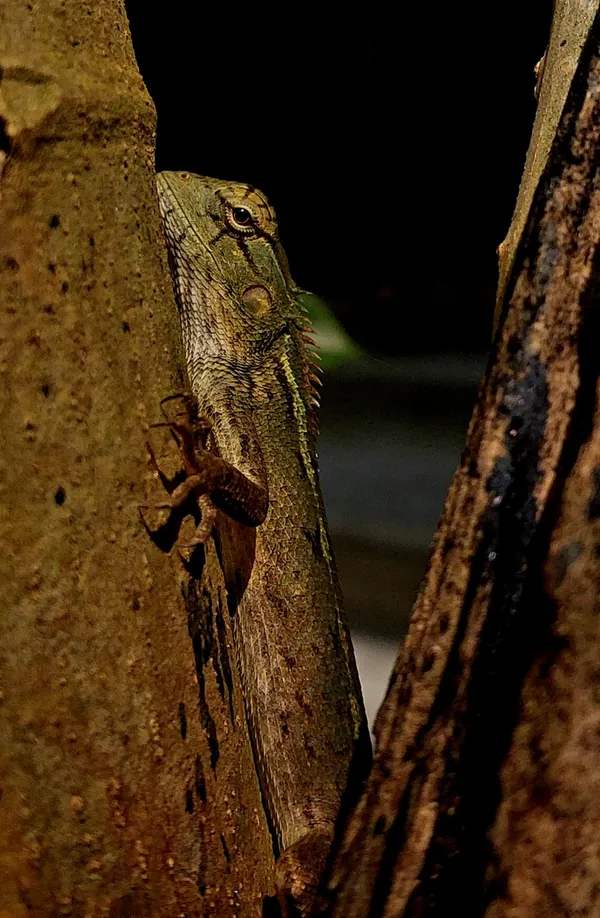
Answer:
xmin=144 ymin=398 xmax=268 ymax=548
xmin=157 ymin=447 xmax=268 ymax=529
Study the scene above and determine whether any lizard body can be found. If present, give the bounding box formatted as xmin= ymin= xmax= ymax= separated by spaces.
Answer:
xmin=156 ymin=171 xmax=370 ymax=911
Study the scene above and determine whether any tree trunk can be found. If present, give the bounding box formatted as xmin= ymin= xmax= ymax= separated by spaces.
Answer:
xmin=0 ymin=2 xmax=275 ymax=915
xmin=327 ymin=4 xmax=600 ymax=916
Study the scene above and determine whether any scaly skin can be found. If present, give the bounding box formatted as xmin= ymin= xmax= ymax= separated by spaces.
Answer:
xmin=156 ymin=171 xmax=370 ymax=912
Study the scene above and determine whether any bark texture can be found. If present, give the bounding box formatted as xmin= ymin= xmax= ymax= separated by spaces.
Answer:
xmin=327 ymin=7 xmax=600 ymax=917
xmin=495 ymin=0 xmax=599 ymax=330
xmin=0 ymin=1 xmax=275 ymax=915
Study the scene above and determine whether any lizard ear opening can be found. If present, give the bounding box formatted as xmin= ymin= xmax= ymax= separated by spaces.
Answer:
xmin=241 ymin=284 xmax=273 ymax=316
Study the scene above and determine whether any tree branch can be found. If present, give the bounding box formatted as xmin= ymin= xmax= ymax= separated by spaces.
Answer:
xmin=327 ymin=5 xmax=600 ymax=915
xmin=0 ymin=2 xmax=275 ymax=913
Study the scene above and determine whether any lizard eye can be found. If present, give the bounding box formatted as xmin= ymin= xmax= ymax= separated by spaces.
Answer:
xmin=226 ymin=204 xmax=257 ymax=235
xmin=232 ymin=207 xmax=252 ymax=225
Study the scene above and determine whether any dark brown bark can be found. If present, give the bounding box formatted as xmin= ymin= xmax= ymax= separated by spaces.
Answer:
xmin=0 ymin=2 xmax=275 ymax=915
xmin=327 ymin=7 xmax=600 ymax=917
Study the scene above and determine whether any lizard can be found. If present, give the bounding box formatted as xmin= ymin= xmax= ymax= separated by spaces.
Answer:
xmin=155 ymin=171 xmax=371 ymax=914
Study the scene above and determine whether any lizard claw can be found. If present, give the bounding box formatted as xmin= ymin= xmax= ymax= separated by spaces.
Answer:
xmin=177 ymin=537 xmax=209 ymax=550
xmin=177 ymin=495 xmax=217 ymax=548
xmin=160 ymin=392 xmax=188 ymax=406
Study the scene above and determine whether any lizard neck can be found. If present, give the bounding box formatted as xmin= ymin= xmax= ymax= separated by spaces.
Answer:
xmin=193 ymin=329 xmax=320 ymax=503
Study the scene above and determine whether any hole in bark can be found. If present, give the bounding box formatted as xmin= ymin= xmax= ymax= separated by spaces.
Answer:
xmin=220 ymin=834 xmax=230 ymax=862
xmin=195 ymin=754 xmax=206 ymax=802
xmin=422 ymin=651 xmax=435 ymax=674
xmin=178 ymin=701 xmax=187 ymax=740
xmin=374 ymin=815 xmax=386 ymax=835
xmin=54 ymin=486 xmax=66 ymax=505
xmin=48 ymin=214 xmax=60 ymax=228
xmin=589 ymin=466 xmax=600 ymax=519
xmin=206 ymin=713 xmax=219 ymax=769
xmin=41 ymin=383 xmax=51 ymax=398
xmin=185 ymin=788 xmax=194 ymax=813
xmin=0 ymin=117 xmax=11 ymax=157
xmin=262 ymin=896 xmax=282 ymax=918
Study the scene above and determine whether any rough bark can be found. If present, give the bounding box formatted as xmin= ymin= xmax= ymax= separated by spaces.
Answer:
xmin=495 ymin=0 xmax=599 ymax=331
xmin=0 ymin=2 xmax=275 ymax=915
xmin=327 ymin=6 xmax=600 ymax=917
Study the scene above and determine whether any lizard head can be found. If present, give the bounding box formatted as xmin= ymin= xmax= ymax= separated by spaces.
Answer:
xmin=157 ymin=171 xmax=321 ymax=418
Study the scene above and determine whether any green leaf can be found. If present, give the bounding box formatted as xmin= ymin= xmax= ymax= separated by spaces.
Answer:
xmin=297 ymin=293 xmax=362 ymax=370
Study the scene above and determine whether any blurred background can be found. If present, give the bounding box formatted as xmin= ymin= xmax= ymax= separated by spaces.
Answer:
xmin=125 ymin=2 xmax=553 ymax=726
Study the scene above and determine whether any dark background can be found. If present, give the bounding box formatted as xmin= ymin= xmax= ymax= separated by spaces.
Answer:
xmin=125 ymin=4 xmax=555 ymax=718
xmin=125 ymin=3 xmax=553 ymax=355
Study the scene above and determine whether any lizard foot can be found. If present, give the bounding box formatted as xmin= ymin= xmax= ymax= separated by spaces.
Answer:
xmin=140 ymin=394 xmax=219 ymax=551
xmin=177 ymin=494 xmax=217 ymax=548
